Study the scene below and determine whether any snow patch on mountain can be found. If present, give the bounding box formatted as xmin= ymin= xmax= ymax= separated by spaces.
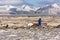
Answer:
xmin=36 ymin=3 xmax=60 ymax=15
xmin=17 ymin=5 xmax=40 ymax=11
xmin=52 ymin=3 xmax=60 ymax=8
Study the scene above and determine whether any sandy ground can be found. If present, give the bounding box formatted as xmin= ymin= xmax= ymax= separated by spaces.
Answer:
xmin=0 ymin=16 xmax=60 ymax=40
xmin=0 ymin=28 xmax=60 ymax=40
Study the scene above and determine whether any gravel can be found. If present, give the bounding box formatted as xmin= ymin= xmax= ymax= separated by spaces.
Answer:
xmin=0 ymin=28 xmax=60 ymax=40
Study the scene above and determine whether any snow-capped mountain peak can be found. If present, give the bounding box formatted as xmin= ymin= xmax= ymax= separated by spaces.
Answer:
xmin=36 ymin=3 xmax=60 ymax=15
xmin=22 ymin=5 xmax=32 ymax=11
xmin=17 ymin=5 xmax=40 ymax=11
xmin=52 ymin=3 xmax=60 ymax=8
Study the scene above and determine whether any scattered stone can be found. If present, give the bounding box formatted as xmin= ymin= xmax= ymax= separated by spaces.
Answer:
xmin=1 ymin=24 xmax=9 ymax=29
xmin=55 ymin=25 xmax=60 ymax=28
xmin=0 ymin=28 xmax=59 ymax=40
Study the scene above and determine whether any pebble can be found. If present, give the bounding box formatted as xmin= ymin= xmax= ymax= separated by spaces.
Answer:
xmin=0 ymin=28 xmax=60 ymax=40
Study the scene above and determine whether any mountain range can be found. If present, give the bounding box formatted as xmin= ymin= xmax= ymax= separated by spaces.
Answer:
xmin=36 ymin=3 xmax=60 ymax=15
xmin=16 ymin=3 xmax=60 ymax=15
xmin=0 ymin=3 xmax=60 ymax=15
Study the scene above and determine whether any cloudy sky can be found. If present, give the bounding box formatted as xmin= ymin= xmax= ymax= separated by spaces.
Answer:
xmin=0 ymin=0 xmax=60 ymax=7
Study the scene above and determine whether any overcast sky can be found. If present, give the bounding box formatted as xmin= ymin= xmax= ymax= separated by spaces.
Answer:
xmin=0 ymin=0 xmax=60 ymax=6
